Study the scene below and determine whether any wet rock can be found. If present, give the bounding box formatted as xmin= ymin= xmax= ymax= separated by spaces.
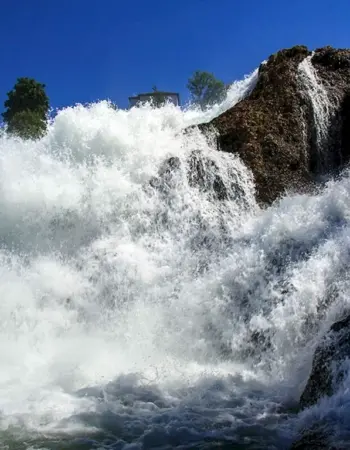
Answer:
xmin=151 ymin=151 xmax=243 ymax=202
xmin=312 ymin=46 xmax=350 ymax=70
xmin=249 ymin=329 xmax=272 ymax=352
xmin=300 ymin=313 xmax=350 ymax=409
xmin=187 ymin=150 xmax=229 ymax=201
xmin=158 ymin=156 xmax=181 ymax=175
xmin=340 ymin=91 xmax=350 ymax=164
xmin=195 ymin=45 xmax=350 ymax=205
xmin=291 ymin=427 xmax=334 ymax=450
xmin=149 ymin=156 xmax=181 ymax=193
xmin=311 ymin=47 xmax=350 ymax=173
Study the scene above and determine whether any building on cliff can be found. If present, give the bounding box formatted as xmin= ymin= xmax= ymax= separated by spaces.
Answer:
xmin=129 ymin=91 xmax=180 ymax=108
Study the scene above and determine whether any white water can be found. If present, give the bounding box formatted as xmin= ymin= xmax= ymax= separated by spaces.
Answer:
xmin=0 ymin=66 xmax=350 ymax=449
xmin=298 ymin=55 xmax=336 ymax=172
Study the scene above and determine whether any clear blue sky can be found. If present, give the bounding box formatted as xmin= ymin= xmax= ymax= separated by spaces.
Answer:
xmin=0 ymin=0 xmax=349 ymax=111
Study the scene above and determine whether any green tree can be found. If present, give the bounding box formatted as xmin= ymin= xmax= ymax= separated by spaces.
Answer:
xmin=2 ymin=77 xmax=49 ymax=139
xmin=7 ymin=110 xmax=47 ymax=140
xmin=187 ymin=71 xmax=226 ymax=109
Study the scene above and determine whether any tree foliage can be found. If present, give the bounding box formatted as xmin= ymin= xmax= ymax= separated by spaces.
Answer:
xmin=7 ymin=110 xmax=47 ymax=140
xmin=187 ymin=71 xmax=227 ymax=109
xmin=2 ymin=77 xmax=49 ymax=139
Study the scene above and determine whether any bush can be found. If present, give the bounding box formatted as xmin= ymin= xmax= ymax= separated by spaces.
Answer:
xmin=2 ymin=77 xmax=49 ymax=139
xmin=187 ymin=71 xmax=227 ymax=109
xmin=7 ymin=110 xmax=47 ymax=140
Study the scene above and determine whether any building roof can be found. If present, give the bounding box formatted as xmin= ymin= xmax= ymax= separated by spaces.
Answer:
xmin=130 ymin=91 xmax=179 ymax=98
xmin=129 ymin=92 xmax=180 ymax=101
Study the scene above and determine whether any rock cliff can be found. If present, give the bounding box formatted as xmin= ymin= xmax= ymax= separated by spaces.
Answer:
xmin=199 ymin=45 xmax=350 ymax=204
xmin=300 ymin=313 xmax=350 ymax=409
xmin=291 ymin=313 xmax=350 ymax=449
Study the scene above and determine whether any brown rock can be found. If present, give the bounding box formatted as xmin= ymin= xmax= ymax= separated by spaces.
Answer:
xmin=197 ymin=45 xmax=350 ymax=204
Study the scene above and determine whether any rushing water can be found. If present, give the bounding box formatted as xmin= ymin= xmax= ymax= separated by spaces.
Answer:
xmin=298 ymin=55 xmax=337 ymax=174
xmin=0 ymin=61 xmax=350 ymax=449
xmin=298 ymin=55 xmax=332 ymax=147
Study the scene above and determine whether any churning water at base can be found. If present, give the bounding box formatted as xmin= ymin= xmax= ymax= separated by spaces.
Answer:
xmin=1 ymin=70 xmax=350 ymax=449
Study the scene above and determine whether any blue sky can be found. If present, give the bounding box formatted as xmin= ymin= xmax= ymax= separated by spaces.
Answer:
xmin=0 ymin=0 xmax=349 ymax=111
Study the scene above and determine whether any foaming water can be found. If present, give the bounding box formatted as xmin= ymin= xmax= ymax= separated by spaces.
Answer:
xmin=298 ymin=55 xmax=331 ymax=145
xmin=0 ymin=83 xmax=350 ymax=449
xmin=298 ymin=55 xmax=337 ymax=173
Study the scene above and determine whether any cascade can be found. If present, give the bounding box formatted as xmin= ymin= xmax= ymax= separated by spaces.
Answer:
xmin=298 ymin=55 xmax=335 ymax=172
xmin=1 ymin=68 xmax=350 ymax=449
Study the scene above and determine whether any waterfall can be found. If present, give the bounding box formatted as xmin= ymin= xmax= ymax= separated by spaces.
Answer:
xmin=1 ymin=70 xmax=350 ymax=449
xmin=297 ymin=55 xmax=340 ymax=175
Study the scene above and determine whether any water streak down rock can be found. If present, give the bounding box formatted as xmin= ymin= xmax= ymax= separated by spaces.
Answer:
xmin=198 ymin=45 xmax=350 ymax=204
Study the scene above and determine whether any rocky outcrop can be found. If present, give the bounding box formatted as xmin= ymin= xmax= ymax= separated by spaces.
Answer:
xmin=291 ymin=428 xmax=333 ymax=450
xmin=198 ymin=45 xmax=350 ymax=204
xmin=187 ymin=151 xmax=229 ymax=201
xmin=149 ymin=151 xmax=248 ymax=203
xmin=299 ymin=313 xmax=350 ymax=409
xmin=311 ymin=47 xmax=350 ymax=173
xmin=149 ymin=156 xmax=182 ymax=194
xmin=290 ymin=313 xmax=350 ymax=449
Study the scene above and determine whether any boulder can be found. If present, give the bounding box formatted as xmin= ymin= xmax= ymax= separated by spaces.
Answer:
xmin=290 ymin=428 xmax=334 ymax=450
xmin=300 ymin=313 xmax=350 ymax=409
xmin=187 ymin=150 xmax=233 ymax=201
xmin=293 ymin=311 xmax=350 ymax=450
xmin=150 ymin=151 xmax=247 ymax=203
xmin=149 ymin=156 xmax=182 ymax=193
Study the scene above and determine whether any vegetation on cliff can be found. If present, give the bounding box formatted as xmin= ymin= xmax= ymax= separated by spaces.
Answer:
xmin=2 ymin=77 xmax=49 ymax=140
